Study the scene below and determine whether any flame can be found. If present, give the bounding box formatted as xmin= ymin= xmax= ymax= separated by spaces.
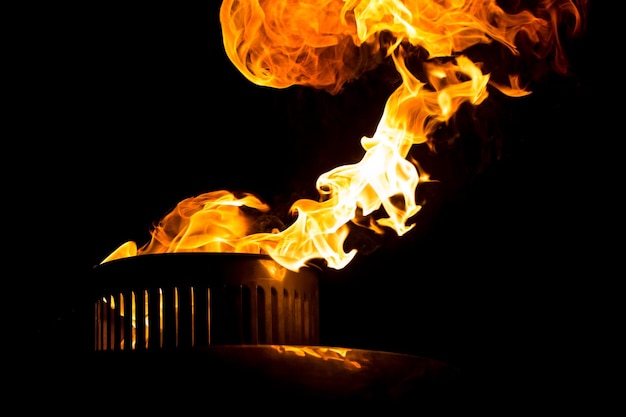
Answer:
xmin=102 ymin=0 xmax=587 ymax=271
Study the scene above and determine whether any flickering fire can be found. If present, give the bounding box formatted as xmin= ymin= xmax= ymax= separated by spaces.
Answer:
xmin=101 ymin=0 xmax=587 ymax=271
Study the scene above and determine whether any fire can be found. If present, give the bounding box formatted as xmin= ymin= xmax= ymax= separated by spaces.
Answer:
xmin=102 ymin=0 xmax=587 ymax=271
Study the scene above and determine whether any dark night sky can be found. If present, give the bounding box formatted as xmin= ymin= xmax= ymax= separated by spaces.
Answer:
xmin=16 ymin=1 xmax=609 ymax=408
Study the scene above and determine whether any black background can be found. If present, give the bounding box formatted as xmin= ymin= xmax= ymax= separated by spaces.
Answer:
xmin=15 ymin=1 xmax=609 ymax=410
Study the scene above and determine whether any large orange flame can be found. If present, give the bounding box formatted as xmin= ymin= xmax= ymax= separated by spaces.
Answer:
xmin=102 ymin=0 xmax=587 ymax=271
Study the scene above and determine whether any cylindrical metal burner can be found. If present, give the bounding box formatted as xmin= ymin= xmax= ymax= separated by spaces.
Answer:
xmin=92 ymin=253 xmax=320 ymax=351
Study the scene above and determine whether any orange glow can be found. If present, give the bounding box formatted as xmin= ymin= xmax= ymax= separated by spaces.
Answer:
xmin=102 ymin=0 xmax=587 ymax=271
xmin=101 ymin=190 xmax=272 ymax=264
xmin=271 ymin=345 xmax=362 ymax=368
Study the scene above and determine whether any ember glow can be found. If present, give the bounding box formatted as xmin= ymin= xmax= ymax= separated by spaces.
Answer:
xmin=102 ymin=0 xmax=587 ymax=271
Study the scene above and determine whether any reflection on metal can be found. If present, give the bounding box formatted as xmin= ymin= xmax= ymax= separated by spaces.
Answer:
xmin=93 ymin=253 xmax=319 ymax=351
xmin=272 ymin=345 xmax=362 ymax=369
